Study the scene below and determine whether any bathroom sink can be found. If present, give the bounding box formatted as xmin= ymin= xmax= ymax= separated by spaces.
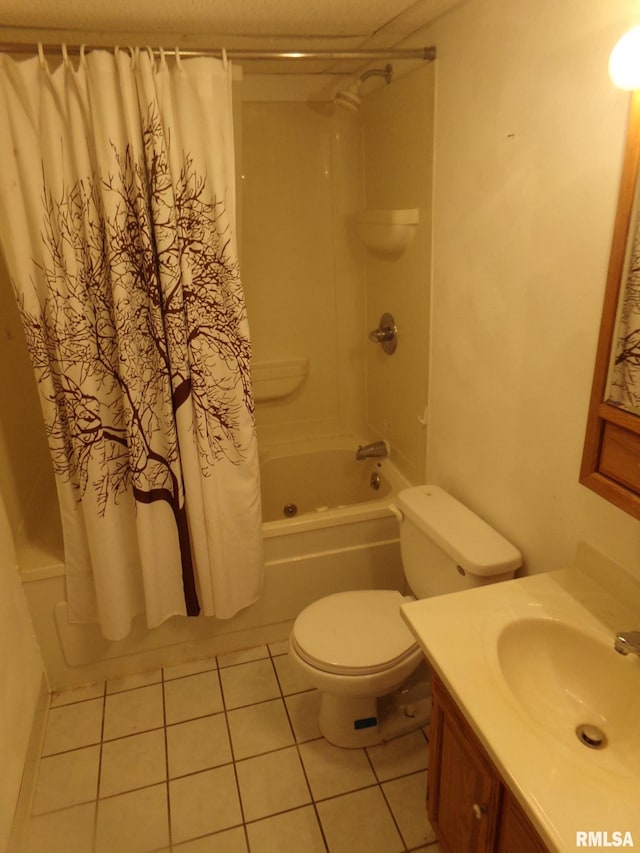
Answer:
xmin=496 ymin=617 xmax=640 ymax=776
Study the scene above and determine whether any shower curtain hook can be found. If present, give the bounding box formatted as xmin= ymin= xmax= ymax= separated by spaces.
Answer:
xmin=79 ymin=44 xmax=87 ymax=68
xmin=37 ymin=42 xmax=47 ymax=71
xmin=159 ymin=46 xmax=167 ymax=69
xmin=175 ymin=46 xmax=183 ymax=71
xmin=61 ymin=43 xmax=69 ymax=68
xmin=222 ymin=47 xmax=229 ymax=70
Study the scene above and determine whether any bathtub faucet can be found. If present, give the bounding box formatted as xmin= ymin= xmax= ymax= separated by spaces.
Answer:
xmin=355 ymin=440 xmax=388 ymax=461
xmin=614 ymin=630 xmax=640 ymax=656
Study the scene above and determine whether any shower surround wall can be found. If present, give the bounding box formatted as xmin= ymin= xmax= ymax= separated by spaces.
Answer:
xmin=241 ymin=99 xmax=367 ymax=447
xmin=362 ymin=64 xmax=433 ymax=483
xmin=243 ymin=62 xmax=435 ymax=485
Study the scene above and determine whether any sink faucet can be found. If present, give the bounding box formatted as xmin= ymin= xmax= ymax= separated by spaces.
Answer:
xmin=355 ymin=440 xmax=388 ymax=461
xmin=614 ymin=631 xmax=640 ymax=655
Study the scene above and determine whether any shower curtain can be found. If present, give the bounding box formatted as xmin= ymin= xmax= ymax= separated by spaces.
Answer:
xmin=0 ymin=48 xmax=263 ymax=640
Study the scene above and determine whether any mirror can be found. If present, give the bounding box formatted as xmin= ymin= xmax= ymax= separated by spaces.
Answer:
xmin=581 ymin=91 xmax=640 ymax=518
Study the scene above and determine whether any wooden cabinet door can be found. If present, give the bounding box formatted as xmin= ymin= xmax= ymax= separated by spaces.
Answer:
xmin=429 ymin=679 xmax=501 ymax=853
xmin=498 ymin=790 xmax=549 ymax=853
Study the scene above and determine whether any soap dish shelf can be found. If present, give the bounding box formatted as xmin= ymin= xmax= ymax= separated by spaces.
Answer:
xmin=252 ymin=358 xmax=309 ymax=402
xmin=355 ymin=208 xmax=420 ymax=256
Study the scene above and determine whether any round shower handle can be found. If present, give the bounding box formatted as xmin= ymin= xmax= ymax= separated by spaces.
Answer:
xmin=368 ymin=312 xmax=397 ymax=355
xmin=368 ymin=328 xmax=395 ymax=343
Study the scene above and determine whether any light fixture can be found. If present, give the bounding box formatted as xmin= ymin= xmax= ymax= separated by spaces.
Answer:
xmin=609 ymin=26 xmax=640 ymax=90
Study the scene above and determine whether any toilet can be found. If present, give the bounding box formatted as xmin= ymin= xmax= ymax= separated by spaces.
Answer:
xmin=288 ymin=485 xmax=522 ymax=748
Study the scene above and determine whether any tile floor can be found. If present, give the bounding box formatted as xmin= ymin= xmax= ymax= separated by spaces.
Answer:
xmin=21 ymin=641 xmax=442 ymax=853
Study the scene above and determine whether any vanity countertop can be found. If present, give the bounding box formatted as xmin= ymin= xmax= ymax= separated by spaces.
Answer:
xmin=400 ymin=543 xmax=640 ymax=853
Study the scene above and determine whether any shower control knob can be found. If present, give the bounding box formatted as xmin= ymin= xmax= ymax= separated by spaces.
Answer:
xmin=368 ymin=312 xmax=397 ymax=355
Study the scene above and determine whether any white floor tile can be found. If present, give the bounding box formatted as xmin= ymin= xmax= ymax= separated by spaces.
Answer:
xmin=106 ymin=669 xmax=162 ymax=694
xmin=246 ymin=805 xmax=326 ymax=853
xmin=32 ymin=746 xmax=100 ymax=814
xmin=99 ymin=729 xmax=166 ymax=797
xmin=163 ymin=657 xmax=217 ymax=681
xmin=272 ymin=653 xmax=314 ymax=695
xmin=23 ymin=802 xmax=96 ymax=853
xmin=103 ymin=683 xmax=164 ymax=741
xmin=166 ymin=713 xmax=232 ymax=778
xmin=267 ymin=639 xmax=289 ymax=657
xmin=284 ymin=691 xmax=321 ymax=743
xmin=317 ymin=786 xmax=404 ymax=853
xmin=172 ymin=825 xmax=248 ymax=852
xmin=235 ymin=746 xmax=311 ymax=822
xmin=383 ymin=770 xmax=435 ymax=848
xmin=169 ymin=764 xmax=242 ymax=844
xmin=218 ymin=645 xmax=269 ymax=668
xmin=219 ymin=659 xmax=281 ymax=709
xmin=50 ymin=682 xmax=105 ymax=708
xmin=42 ymin=698 xmax=103 ymax=755
xmin=298 ymin=739 xmax=376 ymax=801
xmin=227 ymin=698 xmax=294 ymax=760
xmin=95 ymin=783 xmax=169 ymax=853
xmin=164 ymin=670 xmax=224 ymax=724
xmin=367 ymin=730 xmax=429 ymax=781
xmin=22 ymin=644 xmax=437 ymax=853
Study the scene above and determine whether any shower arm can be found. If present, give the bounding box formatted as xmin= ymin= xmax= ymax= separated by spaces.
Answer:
xmin=359 ymin=64 xmax=393 ymax=86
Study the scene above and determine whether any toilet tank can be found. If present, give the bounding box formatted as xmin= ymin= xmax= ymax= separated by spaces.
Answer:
xmin=396 ymin=485 xmax=522 ymax=599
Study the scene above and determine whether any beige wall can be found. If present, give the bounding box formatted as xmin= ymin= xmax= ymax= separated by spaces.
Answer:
xmin=419 ymin=0 xmax=640 ymax=576
xmin=363 ymin=63 xmax=434 ymax=482
xmin=0 ymin=493 xmax=45 ymax=849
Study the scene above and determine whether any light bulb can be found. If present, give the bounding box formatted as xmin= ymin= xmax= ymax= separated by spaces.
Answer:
xmin=609 ymin=26 xmax=640 ymax=90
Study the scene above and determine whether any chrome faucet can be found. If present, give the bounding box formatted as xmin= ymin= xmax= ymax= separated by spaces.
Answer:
xmin=614 ymin=631 xmax=640 ymax=656
xmin=355 ymin=440 xmax=388 ymax=461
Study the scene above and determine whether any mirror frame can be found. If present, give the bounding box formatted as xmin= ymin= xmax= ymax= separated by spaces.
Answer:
xmin=581 ymin=91 xmax=640 ymax=519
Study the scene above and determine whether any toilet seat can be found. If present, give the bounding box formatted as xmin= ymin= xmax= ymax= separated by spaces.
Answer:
xmin=291 ymin=590 xmax=418 ymax=676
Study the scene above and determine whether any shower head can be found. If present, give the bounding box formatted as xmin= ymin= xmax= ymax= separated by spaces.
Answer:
xmin=334 ymin=63 xmax=393 ymax=112
xmin=334 ymin=86 xmax=362 ymax=112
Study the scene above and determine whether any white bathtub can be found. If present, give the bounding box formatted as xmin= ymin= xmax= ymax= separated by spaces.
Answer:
xmin=19 ymin=437 xmax=409 ymax=689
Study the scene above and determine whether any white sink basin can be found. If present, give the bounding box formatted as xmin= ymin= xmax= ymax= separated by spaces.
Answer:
xmin=496 ymin=617 xmax=640 ymax=776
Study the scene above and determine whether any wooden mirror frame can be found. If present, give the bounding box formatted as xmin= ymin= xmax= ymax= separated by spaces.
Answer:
xmin=581 ymin=90 xmax=640 ymax=519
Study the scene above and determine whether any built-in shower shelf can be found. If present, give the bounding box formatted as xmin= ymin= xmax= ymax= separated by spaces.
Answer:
xmin=355 ymin=208 xmax=420 ymax=256
xmin=252 ymin=358 xmax=309 ymax=402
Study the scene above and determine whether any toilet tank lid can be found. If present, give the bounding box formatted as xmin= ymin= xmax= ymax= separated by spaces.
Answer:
xmin=397 ymin=485 xmax=522 ymax=576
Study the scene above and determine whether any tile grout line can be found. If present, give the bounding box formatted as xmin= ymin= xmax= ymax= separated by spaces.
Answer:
xmin=92 ymin=680 xmax=108 ymax=853
xmin=160 ymin=666 xmax=173 ymax=851
xmin=270 ymin=646 xmax=330 ymax=852
xmin=215 ymin=659 xmax=252 ymax=851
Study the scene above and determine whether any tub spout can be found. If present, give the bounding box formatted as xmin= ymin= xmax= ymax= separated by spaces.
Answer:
xmin=356 ymin=441 xmax=388 ymax=461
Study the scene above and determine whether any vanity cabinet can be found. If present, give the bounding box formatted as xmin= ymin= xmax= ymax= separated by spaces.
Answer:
xmin=428 ymin=675 xmax=549 ymax=853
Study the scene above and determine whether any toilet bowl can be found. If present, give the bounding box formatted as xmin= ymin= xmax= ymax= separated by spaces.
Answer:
xmin=288 ymin=485 xmax=522 ymax=748
xmin=289 ymin=589 xmax=429 ymax=747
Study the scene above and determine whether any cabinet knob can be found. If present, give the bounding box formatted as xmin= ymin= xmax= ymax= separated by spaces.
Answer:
xmin=472 ymin=803 xmax=487 ymax=820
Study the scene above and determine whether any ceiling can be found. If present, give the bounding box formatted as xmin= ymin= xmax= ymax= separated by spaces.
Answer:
xmin=0 ymin=0 xmax=461 ymax=74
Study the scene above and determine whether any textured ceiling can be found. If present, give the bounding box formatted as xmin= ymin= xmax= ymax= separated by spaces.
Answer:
xmin=0 ymin=0 xmax=459 ymax=48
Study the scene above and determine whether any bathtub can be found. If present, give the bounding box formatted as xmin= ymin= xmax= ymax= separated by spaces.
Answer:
xmin=18 ymin=437 xmax=410 ymax=689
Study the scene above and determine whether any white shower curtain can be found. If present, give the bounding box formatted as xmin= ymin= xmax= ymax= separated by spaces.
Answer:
xmin=0 ymin=48 xmax=263 ymax=640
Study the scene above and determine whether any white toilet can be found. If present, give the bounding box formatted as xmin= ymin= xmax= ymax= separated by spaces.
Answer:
xmin=288 ymin=485 xmax=522 ymax=748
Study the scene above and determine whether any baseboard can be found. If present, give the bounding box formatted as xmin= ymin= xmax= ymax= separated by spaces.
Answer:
xmin=7 ymin=675 xmax=50 ymax=853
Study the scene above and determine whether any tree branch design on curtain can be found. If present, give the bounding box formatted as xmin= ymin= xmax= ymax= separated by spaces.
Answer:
xmin=609 ymin=209 xmax=640 ymax=412
xmin=17 ymin=105 xmax=255 ymax=617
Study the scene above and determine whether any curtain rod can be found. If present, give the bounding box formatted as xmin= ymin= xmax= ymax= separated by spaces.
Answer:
xmin=0 ymin=43 xmax=436 ymax=62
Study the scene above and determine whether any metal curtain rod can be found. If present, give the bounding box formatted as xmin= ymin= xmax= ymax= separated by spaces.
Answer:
xmin=0 ymin=43 xmax=436 ymax=62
